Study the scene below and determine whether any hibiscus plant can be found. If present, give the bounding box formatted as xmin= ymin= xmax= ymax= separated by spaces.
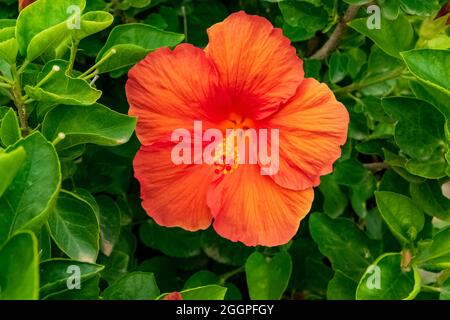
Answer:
xmin=0 ymin=0 xmax=449 ymax=301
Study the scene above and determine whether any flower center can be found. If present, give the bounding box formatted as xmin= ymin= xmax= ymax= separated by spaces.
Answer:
xmin=213 ymin=113 xmax=255 ymax=176
xmin=213 ymin=138 xmax=240 ymax=175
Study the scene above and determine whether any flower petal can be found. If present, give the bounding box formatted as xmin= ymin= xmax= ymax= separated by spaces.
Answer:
xmin=134 ymin=144 xmax=214 ymax=231
xmin=126 ymin=44 xmax=220 ymax=145
xmin=205 ymin=11 xmax=304 ymax=120
xmin=264 ymin=78 xmax=349 ymax=190
xmin=207 ymin=165 xmax=314 ymax=247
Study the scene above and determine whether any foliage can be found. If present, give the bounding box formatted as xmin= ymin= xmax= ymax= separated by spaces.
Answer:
xmin=0 ymin=0 xmax=449 ymax=300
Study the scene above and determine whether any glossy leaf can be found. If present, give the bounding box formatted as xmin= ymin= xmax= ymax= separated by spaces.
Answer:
xmin=42 ymin=103 xmax=136 ymax=150
xmin=47 ymin=190 xmax=99 ymax=263
xmin=96 ymin=23 xmax=184 ymax=74
xmin=102 ymin=272 xmax=160 ymax=300
xmin=245 ymin=251 xmax=292 ymax=300
xmin=0 ymin=132 xmax=61 ymax=246
xmin=375 ymin=191 xmax=425 ymax=243
xmin=0 ymin=232 xmax=39 ymax=300
xmin=356 ymin=253 xmax=421 ymax=300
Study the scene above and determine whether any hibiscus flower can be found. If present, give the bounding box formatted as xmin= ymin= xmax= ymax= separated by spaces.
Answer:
xmin=126 ymin=11 xmax=349 ymax=247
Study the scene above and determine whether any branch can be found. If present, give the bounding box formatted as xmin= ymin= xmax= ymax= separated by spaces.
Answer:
xmin=363 ymin=162 xmax=389 ymax=172
xmin=310 ymin=5 xmax=360 ymax=60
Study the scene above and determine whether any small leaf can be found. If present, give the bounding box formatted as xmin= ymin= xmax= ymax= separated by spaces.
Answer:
xmin=25 ymin=60 xmax=101 ymax=106
xmin=0 ymin=232 xmax=39 ymax=300
xmin=410 ymin=180 xmax=450 ymax=221
xmin=415 ymin=227 xmax=450 ymax=269
xmin=139 ymin=219 xmax=202 ymax=258
xmin=39 ymin=258 xmax=104 ymax=299
xmin=47 ymin=190 xmax=99 ymax=263
xmin=309 ymin=212 xmax=381 ymax=280
xmin=356 ymin=253 xmax=421 ymax=300
xmin=0 ymin=147 xmax=25 ymax=198
xmin=96 ymin=23 xmax=184 ymax=74
xmin=0 ymin=108 xmax=21 ymax=146
xmin=0 ymin=132 xmax=61 ymax=246
xmin=382 ymin=97 xmax=446 ymax=160
xmin=200 ymin=228 xmax=253 ymax=266
xmin=402 ymin=49 xmax=450 ymax=103
xmin=375 ymin=191 xmax=425 ymax=243
xmin=102 ymin=272 xmax=160 ymax=300
xmin=97 ymin=195 xmax=121 ymax=256
xmin=42 ymin=103 xmax=136 ymax=150
xmin=160 ymin=285 xmax=227 ymax=300
xmin=245 ymin=251 xmax=292 ymax=300
xmin=348 ymin=13 xmax=414 ymax=58
xmin=16 ymin=0 xmax=86 ymax=61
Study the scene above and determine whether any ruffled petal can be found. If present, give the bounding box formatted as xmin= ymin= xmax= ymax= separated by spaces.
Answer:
xmin=207 ymin=165 xmax=314 ymax=247
xmin=205 ymin=11 xmax=304 ymax=120
xmin=126 ymin=44 xmax=220 ymax=145
xmin=134 ymin=144 xmax=215 ymax=231
xmin=263 ymin=78 xmax=349 ymax=190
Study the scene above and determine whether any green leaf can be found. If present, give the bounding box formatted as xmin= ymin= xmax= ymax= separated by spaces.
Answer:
xmin=176 ymin=285 xmax=227 ymax=300
xmin=183 ymin=270 xmax=220 ymax=290
xmin=415 ymin=227 xmax=450 ymax=269
xmin=16 ymin=0 xmax=86 ymax=61
xmin=0 ymin=108 xmax=21 ymax=146
xmin=309 ymin=212 xmax=381 ymax=280
xmin=42 ymin=103 xmax=136 ymax=150
xmin=329 ymin=52 xmax=349 ymax=84
xmin=139 ymin=220 xmax=202 ymax=258
xmin=39 ymin=258 xmax=104 ymax=299
xmin=318 ymin=174 xmax=348 ymax=218
xmin=410 ymin=80 xmax=450 ymax=119
xmin=0 ymin=132 xmax=61 ymax=246
xmin=0 ymin=232 xmax=39 ymax=300
xmin=399 ymin=0 xmax=440 ymax=16
xmin=102 ymin=272 xmax=160 ymax=300
xmin=348 ymin=13 xmax=414 ymax=58
xmin=43 ymin=275 xmax=100 ymax=300
xmin=73 ymin=11 xmax=114 ymax=42
xmin=200 ymin=228 xmax=253 ymax=266
xmin=47 ymin=190 xmax=99 ymax=263
xmin=245 ymin=251 xmax=292 ymax=300
xmin=25 ymin=60 xmax=101 ymax=106
xmin=410 ymin=181 xmax=450 ymax=221
xmin=378 ymin=0 xmax=401 ymax=20
xmin=382 ymin=97 xmax=446 ymax=160
xmin=0 ymin=147 xmax=25 ymax=198
xmin=356 ymin=253 xmax=421 ymax=300
xmin=402 ymin=49 xmax=450 ymax=104
xmin=97 ymin=195 xmax=121 ymax=256
xmin=0 ymin=37 xmax=18 ymax=65
xmin=137 ymin=257 xmax=178 ymax=292
xmin=327 ymin=270 xmax=358 ymax=300
xmin=96 ymin=23 xmax=184 ymax=74
xmin=279 ymin=1 xmax=328 ymax=41
xmin=375 ymin=191 xmax=425 ymax=243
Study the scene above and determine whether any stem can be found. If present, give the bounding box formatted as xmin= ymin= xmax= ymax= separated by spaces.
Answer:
xmin=35 ymin=65 xmax=61 ymax=88
xmin=17 ymin=60 xmax=30 ymax=74
xmin=219 ymin=266 xmax=245 ymax=284
xmin=67 ymin=40 xmax=79 ymax=75
xmin=0 ymin=74 xmax=14 ymax=85
xmin=310 ymin=5 xmax=360 ymax=60
xmin=10 ymin=64 xmax=29 ymax=136
xmin=334 ymin=69 xmax=406 ymax=95
xmin=78 ymin=48 xmax=116 ymax=79
xmin=0 ymin=83 xmax=12 ymax=89
xmin=363 ymin=162 xmax=390 ymax=172
xmin=181 ymin=5 xmax=188 ymax=43
xmin=421 ymin=285 xmax=443 ymax=293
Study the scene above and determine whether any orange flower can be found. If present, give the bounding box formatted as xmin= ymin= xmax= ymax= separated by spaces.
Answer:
xmin=126 ymin=11 xmax=349 ymax=247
